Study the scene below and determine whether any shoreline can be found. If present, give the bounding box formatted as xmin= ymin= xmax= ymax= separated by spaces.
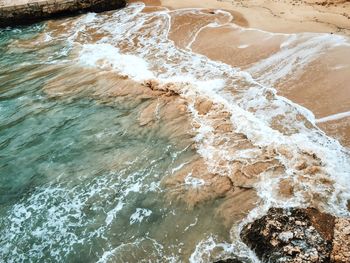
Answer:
xmin=0 ymin=0 xmax=126 ymax=27
xmin=0 ymin=2 xmax=349 ymax=262
xmin=159 ymin=0 xmax=350 ymax=36
xmin=136 ymin=0 xmax=350 ymax=147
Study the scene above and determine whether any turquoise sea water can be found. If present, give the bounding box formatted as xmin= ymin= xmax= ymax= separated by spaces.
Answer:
xmin=2 ymin=3 xmax=349 ymax=262
xmin=0 ymin=24 xmax=232 ymax=262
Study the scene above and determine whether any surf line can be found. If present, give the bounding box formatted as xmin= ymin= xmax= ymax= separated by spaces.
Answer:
xmin=316 ymin=111 xmax=350 ymax=123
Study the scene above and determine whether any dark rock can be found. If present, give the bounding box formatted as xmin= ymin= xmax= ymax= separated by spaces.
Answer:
xmin=240 ymin=207 xmax=334 ymax=263
xmin=0 ymin=0 xmax=127 ymax=28
xmin=306 ymin=207 xmax=335 ymax=241
xmin=214 ymin=257 xmax=244 ymax=263
xmin=213 ymin=253 xmax=252 ymax=263
xmin=214 ymin=259 xmax=243 ymax=263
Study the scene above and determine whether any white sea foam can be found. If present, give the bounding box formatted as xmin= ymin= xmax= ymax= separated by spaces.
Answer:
xmin=26 ymin=3 xmax=350 ymax=261
xmin=171 ymin=161 xmax=190 ymax=174
xmin=95 ymin=237 xmax=179 ymax=263
xmin=184 ymin=217 xmax=198 ymax=232
xmin=43 ymin=33 xmax=52 ymax=42
xmin=0 ymin=164 xmax=156 ymax=262
xmin=79 ymin=43 xmax=154 ymax=81
xmin=68 ymin=2 xmax=350 ymax=216
xmin=331 ymin=64 xmax=349 ymax=70
xmin=184 ymin=172 xmax=206 ymax=188
xmin=106 ymin=201 xmax=124 ymax=226
xmin=129 ymin=208 xmax=152 ymax=224
xmin=248 ymin=33 xmax=349 ymax=85
xmin=316 ymin=111 xmax=350 ymax=123
xmin=189 ymin=235 xmax=260 ymax=263
xmin=238 ymin=44 xmax=249 ymax=49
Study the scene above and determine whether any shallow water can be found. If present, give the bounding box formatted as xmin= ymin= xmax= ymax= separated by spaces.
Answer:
xmin=0 ymin=2 xmax=349 ymax=263
xmin=0 ymin=24 xmax=238 ymax=263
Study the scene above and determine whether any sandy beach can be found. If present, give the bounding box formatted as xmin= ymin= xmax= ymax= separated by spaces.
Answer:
xmin=134 ymin=0 xmax=350 ymax=147
xmin=160 ymin=0 xmax=350 ymax=36
xmin=0 ymin=1 xmax=349 ymax=262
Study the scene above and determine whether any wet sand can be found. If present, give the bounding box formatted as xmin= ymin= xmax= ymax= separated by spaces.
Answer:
xmin=54 ymin=0 xmax=349 ymax=215
xmin=190 ymin=25 xmax=350 ymax=146
xmin=40 ymin=0 xmax=349 ymax=224
xmin=1 ymin=2 xmax=348 ymax=261
xmin=135 ymin=0 xmax=350 ymax=147
xmin=44 ymin=64 xmax=260 ymax=227
xmin=160 ymin=0 xmax=350 ymax=36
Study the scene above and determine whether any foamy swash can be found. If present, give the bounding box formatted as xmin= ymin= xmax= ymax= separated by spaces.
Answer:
xmin=3 ymin=2 xmax=348 ymax=262
xmin=74 ymin=3 xmax=350 ymax=211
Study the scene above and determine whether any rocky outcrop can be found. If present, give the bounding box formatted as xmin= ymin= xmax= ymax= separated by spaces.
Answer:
xmin=331 ymin=218 xmax=350 ymax=262
xmin=0 ymin=0 xmax=126 ymax=27
xmin=240 ymin=207 xmax=350 ymax=263
xmin=214 ymin=258 xmax=244 ymax=263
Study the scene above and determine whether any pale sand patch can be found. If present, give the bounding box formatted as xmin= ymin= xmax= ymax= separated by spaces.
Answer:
xmin=160 ymin=0 xmax=350 ymax=36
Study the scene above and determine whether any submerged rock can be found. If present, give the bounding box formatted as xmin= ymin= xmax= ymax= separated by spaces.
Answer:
xmin=240 ymin=207 xmax=338 ymax=262
xmin=214 ymin=258 xmax=244 ymax=263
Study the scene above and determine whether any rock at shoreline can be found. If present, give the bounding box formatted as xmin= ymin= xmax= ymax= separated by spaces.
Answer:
xmin=240 ymin=207 xmax=350 ymax=263
xmin=331 ymin=218 xmax=350 ymax=262
xmin=0 ymin=0 xmax=127 ymax=27
xmin=214 ymin=258 xmax=244 ymax=263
